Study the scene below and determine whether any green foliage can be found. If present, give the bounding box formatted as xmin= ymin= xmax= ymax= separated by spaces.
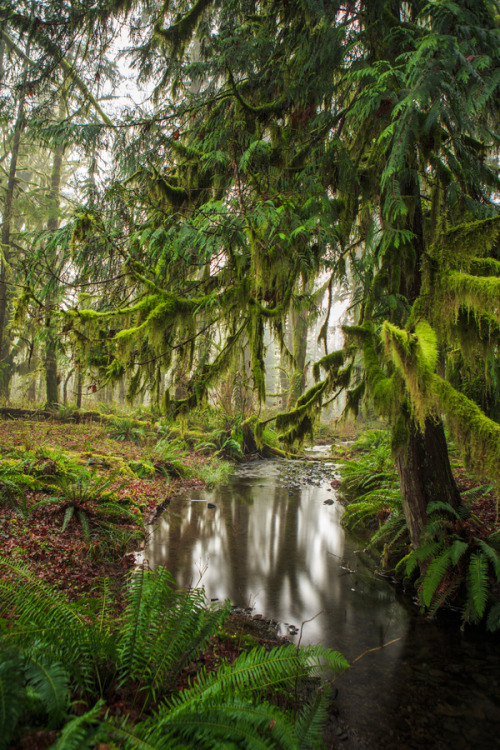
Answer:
xmin=403 ymin=503 xmax=500 ymax=628
xmin=108 ymin=417 xmax=148 ymax=444
xmin=0 ymin=562 xmax=347 ymax=748
xmin=152 ymin=436 xmax=190 ymax=477
xmin=339 ymin=430 xmax=408 ymax=564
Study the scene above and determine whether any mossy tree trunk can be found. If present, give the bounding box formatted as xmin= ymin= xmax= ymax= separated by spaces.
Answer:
xmin=287 ymin=283 xmax=311 ymax=409
xmin=76 ymin=365 xmax=83 ymax=408
xmin=392 ymin=170 xmax=460 ymax=546
xmin=0 ymin=52 xmax=29 ymax=400
xmin=395 ymin=418 xmax=461 ymax=546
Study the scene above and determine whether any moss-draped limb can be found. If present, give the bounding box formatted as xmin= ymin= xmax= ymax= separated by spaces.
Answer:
xmin=153 ymin=0 xmax=213 ymax=51
xmin=227 ymin=67 xmax=287 ymax=118
xmin=312 ymin=348 xmax=346 ymax=382
xmin=442 ymin=271 xmax=500 ymax=317
xmin=248 ymin=307 xmax=266 ymax=403
xmin=434 ymin=214 xmax=500 ymax=270
xmin=381 ymin=320 xmax=439 ymax=424
xmin=343 ymin=323 xmax=403 ymax=419
xmin=275 ymin=359 xmax=352 ymax=444
xmin=63 ymin=295 xmax=163 ymax=322
xmin=169 ymin=320 xmax=247 ymax=415
xmin=431 ymin=374 xmax=500 ymax=483
xmin=469 ymin=258 xmax=500 ymax=277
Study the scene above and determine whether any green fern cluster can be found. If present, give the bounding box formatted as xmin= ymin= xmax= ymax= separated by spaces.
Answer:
xmin=108 ymin=417 xmax=150 ymax=444
xmin=0 ymin=562 xmax=348 ymax=749
xmin=399 ymin=502 xmax=500 ymax=630
xmin=339 ymin=430 xmax=408 ymax=564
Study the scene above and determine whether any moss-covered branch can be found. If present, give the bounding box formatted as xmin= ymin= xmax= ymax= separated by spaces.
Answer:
xmin=431 ymin=374 xmax=500 ymax=483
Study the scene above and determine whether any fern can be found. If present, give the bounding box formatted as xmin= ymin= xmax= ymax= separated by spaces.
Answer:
xmin=477 ymin=540 xmax=500 ymax=579
xmin=0 ymin=561 xmax=116 ymax=697
xmin=421 ymin=549 xmax=453 ymax=607
xmin=0 ymin=651 xmax=25 ymax=750
xmin=426 ymin=501 xmax=461 ymax=519
xmin=50 ymin=701 xmax=106 ymax=750
xmin=118 ymin=567 xmax=229 ymax=706
xmin=449 ymin=539 xmax=469 ymax=566
xmin=486 ymin=602 xmax=500 ymax=633
xmin=467 ymin=553 xmax=489 ymax=621
xmin=23 ymin=650 xmax=70 ymax=726
xmin=0 ymin=562 xmax=348 ymax=745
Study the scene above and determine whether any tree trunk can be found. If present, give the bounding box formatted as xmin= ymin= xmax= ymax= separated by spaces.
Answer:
xmin=287 ymin=293 xmax=310 ymax=409
xmin=44 ymin=102 xmax=65 ymax=407
xmin=392 ymin=159 xmax=460 ymax=548
xmin=0 ymin=53 xmax=29 ymax=398
xmin=76 ymin=366 xmax=83 ymax=408
xmin=395 ymin=417 xmax=461 ymax=546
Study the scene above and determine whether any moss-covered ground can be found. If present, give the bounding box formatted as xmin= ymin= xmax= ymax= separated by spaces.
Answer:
xmin=0 ymin=415 xmax=223 ymax=601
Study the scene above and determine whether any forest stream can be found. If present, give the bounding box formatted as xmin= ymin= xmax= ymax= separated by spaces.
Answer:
xmin=137 ymin=452 xmax=500 ymax=749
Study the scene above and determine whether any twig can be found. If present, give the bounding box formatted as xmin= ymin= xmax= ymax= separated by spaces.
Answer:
xmin=328 ymin=636 xmax=402 ymax=685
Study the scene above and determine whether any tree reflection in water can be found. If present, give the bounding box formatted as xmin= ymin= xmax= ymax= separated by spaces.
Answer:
xmin=138 ymin=460 xmax=500 ymax=749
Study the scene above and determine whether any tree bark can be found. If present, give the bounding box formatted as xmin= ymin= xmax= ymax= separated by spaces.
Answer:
xmin=287 ymin=282 xmax=311 ymax=409
xmin=44 ymin=100 xmax=65 ymax=407
xmin=0 ymin=53 xmax=29 ymax=398
xmin=395 ymin=417 xmax=461 ymax=546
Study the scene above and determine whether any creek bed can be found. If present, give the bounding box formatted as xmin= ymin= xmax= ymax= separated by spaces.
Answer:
xmin=137 ymin=456 xmax=500 ymax=749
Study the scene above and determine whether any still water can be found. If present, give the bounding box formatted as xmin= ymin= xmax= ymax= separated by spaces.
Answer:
xmin=138 ymin=456 xmax=500 ymax=749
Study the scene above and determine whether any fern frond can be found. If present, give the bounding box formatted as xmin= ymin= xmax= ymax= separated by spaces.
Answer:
xmin=426 ymin=501 xmax=460 ymax=519
xmin=449 ymin=539 xmax=469 ymax=566
xmin=118 ymin=567 xmax=229 ymax=703
xmin=50 ymin=700 xmax=106 ymax=750
xmin=467 ymin=552 xmax=489 ymax=620
xmin=167 ymin=644 xmax=347 ymax=711
xmin=427 ymin=578 xmax=462 ymax=619
xmin=486 ymin=602 xmax=500 ymax=632
xmin=23 ymin=650 xmax=70 ymax=726
xmin=108 ymin=697 xmax=295 ymax=749
xmin=61 ymin=505 xmax=75 ymax=532
xmin=156 ymin=698 xmax=297 ymax=749
xmin=0 ymin=650 xmax=25 ymax=750
xmin=421 ymin=549 xmax=452 ymax=607
xmin=0 ymin=561 xmax=115 ymax=697
xmin=294 ymin=688 xmax=330 ymax=749
xmin=477 ymin=540 xmax=500 ymax=579
xmin=396 ymin=551 xmax=417 ymax=577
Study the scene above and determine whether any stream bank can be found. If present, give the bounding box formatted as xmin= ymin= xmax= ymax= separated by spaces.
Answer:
xmin=139 ymin=454 xmax=500 ymax=750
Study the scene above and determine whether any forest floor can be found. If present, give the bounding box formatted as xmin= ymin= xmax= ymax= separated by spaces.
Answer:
xmin=0 ymin=415 xmax=217 ymax=602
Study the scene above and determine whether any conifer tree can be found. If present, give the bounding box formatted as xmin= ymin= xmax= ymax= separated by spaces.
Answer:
xmin=4 ymin=0 xmax=499 ymax=551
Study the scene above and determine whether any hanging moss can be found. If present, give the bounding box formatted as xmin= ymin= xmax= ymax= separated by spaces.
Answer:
xmin=435 ymin=214 xmax=500 ymax=270
xmin=443 ymin=271 xmax=500 ymax=318
xmin=468 ymin=258 xmax=500 ymax=277
xmin=279 ymin=414 xmax=315 ymax=447
xmin=276 ymin=381 xmax=326 ymax=431
xmin=345 ymin=381 xmax=365 ymax=418
xmin=381 ymin=320 xmax=439 ymax=425
xmin=312 ymin=349 xmax=346 ymax=382
xmin=431 ymin=374 xmax=500 ymax=483
xmin=150 ymin=175 xmax=188 ymax=207
xmin=153 ymin=0 xmax=213 ymax=54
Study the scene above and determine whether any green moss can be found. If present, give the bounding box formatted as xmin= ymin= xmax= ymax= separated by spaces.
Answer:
xmin=469 ymin=258 xmax=500 ymax=277
xmin=312 ymin=349 xmax=346 ymax=382
xmin=431 ymin=374 xmax=500 ymax=483
xmin=444 ymin=271 xmax=500 ymax=317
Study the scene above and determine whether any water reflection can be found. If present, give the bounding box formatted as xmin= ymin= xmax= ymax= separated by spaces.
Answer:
xmin=139 ymin=459 xmax=500 ymax=749
xmin=141 ymin=460 xmax=408 ymax=663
